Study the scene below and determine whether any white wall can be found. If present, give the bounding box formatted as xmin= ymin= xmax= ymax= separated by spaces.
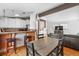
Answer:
xmin=67 ymin=20 xmax=79 ymax=34
xmin=0 ymin=17 xmax=29 ymax=28
xmin=46 ymin=21 xmax=68 ymax=34
xmin=30 ymin=12 xmax=37 ymax=30
xmin=41 ymin=5 xmax=79 ymax=35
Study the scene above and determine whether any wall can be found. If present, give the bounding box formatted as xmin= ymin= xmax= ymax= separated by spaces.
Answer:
xmin=30 ymin=12 xmax=37 ymax=30
xmin=67 ymin=20 xmax=79 ymax=34
xmin=41 ymin=5 xmax=79 ymax=35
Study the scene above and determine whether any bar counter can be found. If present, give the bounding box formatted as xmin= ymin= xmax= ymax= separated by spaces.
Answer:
xmin=0 ymin=31 xmax=36 ymax=53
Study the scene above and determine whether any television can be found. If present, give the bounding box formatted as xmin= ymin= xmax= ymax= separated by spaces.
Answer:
xmin=55 ymin=26 xmax=63 ymax=30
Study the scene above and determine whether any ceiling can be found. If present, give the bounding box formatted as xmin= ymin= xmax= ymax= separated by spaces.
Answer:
xmin=41 ymin=5 xmax=79 ymax=22
xmin=0 ymin=3 xmax=63 ymax=18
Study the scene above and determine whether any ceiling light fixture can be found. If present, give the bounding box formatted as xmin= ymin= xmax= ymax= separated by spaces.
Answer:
xmin=15 ymin=14 xmax=19 ymax=16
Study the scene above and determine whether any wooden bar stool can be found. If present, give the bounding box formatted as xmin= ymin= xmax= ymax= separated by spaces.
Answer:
xmin=6 ymin=33 xmax=16 ymax=55
xmin=27 ymin=35 xmax=32 ymax=42
xmin=6 ymin=38 xmax=16 ymax=55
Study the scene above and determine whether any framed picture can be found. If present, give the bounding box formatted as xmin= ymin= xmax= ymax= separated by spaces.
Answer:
xmin=39 ymin=19 xmax=46 ymax=31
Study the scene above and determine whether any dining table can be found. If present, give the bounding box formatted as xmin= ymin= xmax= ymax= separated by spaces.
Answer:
xmin=30 ymin=37 xmax=59 ymax=56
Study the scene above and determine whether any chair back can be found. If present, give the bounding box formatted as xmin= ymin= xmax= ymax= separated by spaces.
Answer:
xmin=24 ymin=35 xmax=35 ymax=56
xmin=56 ymin=39 xmax=64 ymax=56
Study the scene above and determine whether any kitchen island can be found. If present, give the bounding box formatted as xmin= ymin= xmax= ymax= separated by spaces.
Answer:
xmin=0 ymin=31 xmax=37 ymax=54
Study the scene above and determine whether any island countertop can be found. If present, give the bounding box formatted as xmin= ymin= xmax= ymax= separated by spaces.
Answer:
xmin=0 ymin=31 xmax=36 ymax=34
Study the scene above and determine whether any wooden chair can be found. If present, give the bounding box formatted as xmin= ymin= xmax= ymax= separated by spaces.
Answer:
xmin=6 ymin=38 xmax=16 ymax=55
xmin=24 ymin=35 xmax=41 ymax=56
xmin=5 ymin=33 xmax=16 ymax=55
xmin=57 ymin=39 xmax=64 ymax=56
xmin=52 ymin=39 xmax=64 ymax=56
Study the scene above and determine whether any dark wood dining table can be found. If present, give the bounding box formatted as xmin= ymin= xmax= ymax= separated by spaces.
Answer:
xmin=30 ymin=37 xmax=58 ymax=56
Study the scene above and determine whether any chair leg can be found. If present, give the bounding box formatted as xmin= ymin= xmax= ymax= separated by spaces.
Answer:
xmin=6 ymin=50 xmax=8 ymax=56
xmin=26 ymin=46 xmax=29 ymax=56
xmin=6 ymin=48 xmax=9 ymax=56
xmin=56 ymin=48 xmax=59 ymax=56
xmin=56 ymin=47 xmax=64 ymax=56
xmin=13 ymin=39 xmax=16 ymax=54
xmin=14 ymin=42 xmax=16 ymax=54
xmin=14 ymin=46 xmax=16 ymax=54
xmin=61 ymin=47 xmax=64 ymax=56
xmin=32 ymin=43 xmax=35 ymax=56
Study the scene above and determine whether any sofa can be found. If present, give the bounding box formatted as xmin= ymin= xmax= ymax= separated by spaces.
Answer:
xmin=64 ymin=34 xmax=79 ymax=50
xmin=48 ymin=33 xmax=79 ymax=50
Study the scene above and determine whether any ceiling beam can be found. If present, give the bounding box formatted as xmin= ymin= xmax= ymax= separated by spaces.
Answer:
xmin=39 ymin=3 xmax=79 ymax=17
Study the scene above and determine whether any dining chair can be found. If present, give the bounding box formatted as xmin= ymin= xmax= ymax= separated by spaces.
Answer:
xmin=51 ymin=39 xmax=64 ymax=56
xmin=24 ymin=35 xmax=41 ymax=56
xmin=57 ymin=39 xmax=64 ymax=56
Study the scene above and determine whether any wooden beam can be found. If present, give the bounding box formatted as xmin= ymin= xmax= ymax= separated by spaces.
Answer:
xmin=39 ymin=3 xmax=79 ymax=17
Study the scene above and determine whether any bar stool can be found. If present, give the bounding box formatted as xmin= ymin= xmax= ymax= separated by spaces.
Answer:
xmin=6 ymin=33 xmax=16 ymax=55
xmin=6 ymin=38 xmax=16 ymax=55
xmin=27 ymin=35 xmax=32 ymax=42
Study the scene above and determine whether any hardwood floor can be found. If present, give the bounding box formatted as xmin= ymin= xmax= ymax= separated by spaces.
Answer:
xmin=2 ymin=46 xmax=26 ymax=56
xmin=64 ymin=47 xmax=79 ymax=56
xmin=1 ymin=46 xmax=79 ymax=56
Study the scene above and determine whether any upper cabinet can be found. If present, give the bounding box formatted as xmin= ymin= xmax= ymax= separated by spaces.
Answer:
xmin=0 ymin=9 xmax=31 ymax=18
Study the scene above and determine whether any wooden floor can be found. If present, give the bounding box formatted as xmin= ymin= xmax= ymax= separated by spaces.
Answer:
xmin=2 ymin=46 xmax=79 ymax=56
xmin=64 ymin=47 xmax=79 ymax=56
xmin=2 ymin=46 xmax=26 ymax=56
